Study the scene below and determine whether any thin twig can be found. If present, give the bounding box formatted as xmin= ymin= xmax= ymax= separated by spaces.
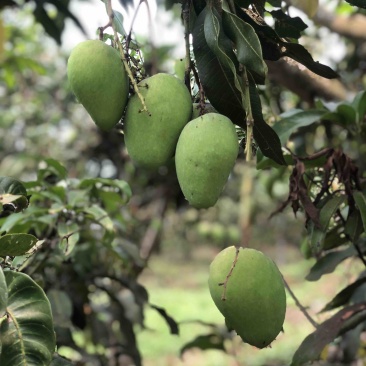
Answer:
xmin=106 ymin=0 xmax=149 ymax=114
xmin=283 ymin=277 xmax=319 ymax=329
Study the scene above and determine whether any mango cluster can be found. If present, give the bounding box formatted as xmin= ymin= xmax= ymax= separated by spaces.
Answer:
xmin=67 ymin=40 xmax=238 ymax=209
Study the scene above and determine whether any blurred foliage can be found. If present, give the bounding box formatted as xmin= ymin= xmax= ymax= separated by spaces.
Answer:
xmin=1 ymin=0 xmax=366 ymax=365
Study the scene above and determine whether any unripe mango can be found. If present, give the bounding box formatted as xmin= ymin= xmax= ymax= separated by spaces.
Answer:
xmin=67 ymin=40 xmax=129 ymax=131
xmin=123 ymin=73 xmax=192 ymax=169
xmin=175 ymin=113 xmax=238 ymax=209
xmin=208 ymin=246 xmax=286 ymax=348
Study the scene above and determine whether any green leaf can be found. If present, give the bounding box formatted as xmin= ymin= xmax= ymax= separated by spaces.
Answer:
xmin=83 ymin=205 xmax=115 ymax=233
xmin=222 ymin=9 xmax=267 ymax=81
xmin=248 ymin=75 xmax=286 ymax=166
xmin=0 ymin=233 xmax=38 ymax=257
xmin=112 ymin=10 xmax=126 ymax=35
xmin=283 ymin=42 xmax=338 ymax=79
xmin=256 ymin=109 xmax=325 ymax=169
xmin=320 ymin=277 xmax=366 ymax=312
xmin=0 ymin=267 xmax=7 ymax=316
xmin=345 ymin=208 xmax=364 ymax=243
xmin=57 ymin=222 xmax=80 ymax=256
xmin=204 ymin=6 xmax=246 ymax=111
xmin=353 ymin=191 xmax=366 ymax=232
xmin=323 ymin=225 xmax=348 ymax=250
xmin=345 ymin=0 xmax=366 ymax=8
xmin=79 ymin=178 xmax=132 ymax=205
xmin=150 ymin=304 xmax=179 ymax=335
xmin=271 ymin=9 xmax=307 ymax=39
xmin=37 ymin=159 xmax=67 ymax=183
xmin=180 ymin=334 xmax=225 ymax=356
xmin=192 ymin=7 xmax=246 ymax=128
xmin=308 ymin=195 xmax=346 ymax=254
xmin=336 ymin=103 xmax=356 ymax=125
xmin=352 ymin=90 xmax=366 ymax=123
xmin=291 ymin=303 xmax=366 ymax=366
xmin=0 ymin=271 xmax=55 ymax=366
xmin=306 ymin=245 xmax=356 ymax=281
xmin=50 ymin=354 xmax=74 ymax=366
xmin=0 ymin=177 xmax=27 ymax=196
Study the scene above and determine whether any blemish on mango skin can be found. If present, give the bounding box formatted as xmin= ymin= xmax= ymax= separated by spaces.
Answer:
xmin=208 ymin=246 xmax=286 ymax=349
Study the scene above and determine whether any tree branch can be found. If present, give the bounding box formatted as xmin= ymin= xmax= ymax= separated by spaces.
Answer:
xmin=266 ymin=57 xmax=347 ymax=105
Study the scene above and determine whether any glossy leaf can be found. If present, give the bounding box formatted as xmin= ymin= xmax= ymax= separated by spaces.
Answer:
xmin=291 ymin=302 xmax=366 ymax=366
xmin=0 ymin=271 xmax=55 ymax=366
xmin=306 ymin=245 xmax=356 ymax=281
xmin=0 ymin=233 xmax=38 ymax=257
xmin=222 ymin=9 xmax=267 ymax=81
xmin=353 ymin=191 xmax=366 ymax=232
xmin=192 ymin=7 xmax=246 ymax=128
xmin=180 ymin=334 xmax=225 ymax=357
xmin=321 ymin=277 xmax=366 ymax=312
xmin=308 ymin=195 xmax=346 ymax=254
xmin=204 ymin=7 xmax=246 ymax=114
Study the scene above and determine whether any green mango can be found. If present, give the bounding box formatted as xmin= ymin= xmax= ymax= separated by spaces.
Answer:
xmin=67 ymin=40 xmax=129 ymax=131
xmin=208 ymin=246 xmax=286 ymax=348
xmin=124 ymin=73 xmax=192 ymax=169
xmin=175 ymin=113 xmax=238 ymax=209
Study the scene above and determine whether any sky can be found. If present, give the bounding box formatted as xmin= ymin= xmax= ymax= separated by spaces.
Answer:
xmin=62 ymin=0 xmax=186 ymax=61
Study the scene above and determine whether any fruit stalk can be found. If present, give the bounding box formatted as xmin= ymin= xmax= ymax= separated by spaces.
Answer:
xmin=105 ymin=0 xmax=149 ymax=114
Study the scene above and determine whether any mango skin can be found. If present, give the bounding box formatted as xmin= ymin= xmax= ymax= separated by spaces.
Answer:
xmin=175 ymin=113 xmax=238 ymax=209
xmin=208 ymin=246 xmax=286 ymax=348
xmin=67 ymin=40 xmax=129 ymax=131
xmin=123 ymin=73 xmax=192 ymax=169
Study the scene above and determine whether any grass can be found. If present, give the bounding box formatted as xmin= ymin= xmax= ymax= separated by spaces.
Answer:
xmin=136 ymin=244 xmax=333 ymax=366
